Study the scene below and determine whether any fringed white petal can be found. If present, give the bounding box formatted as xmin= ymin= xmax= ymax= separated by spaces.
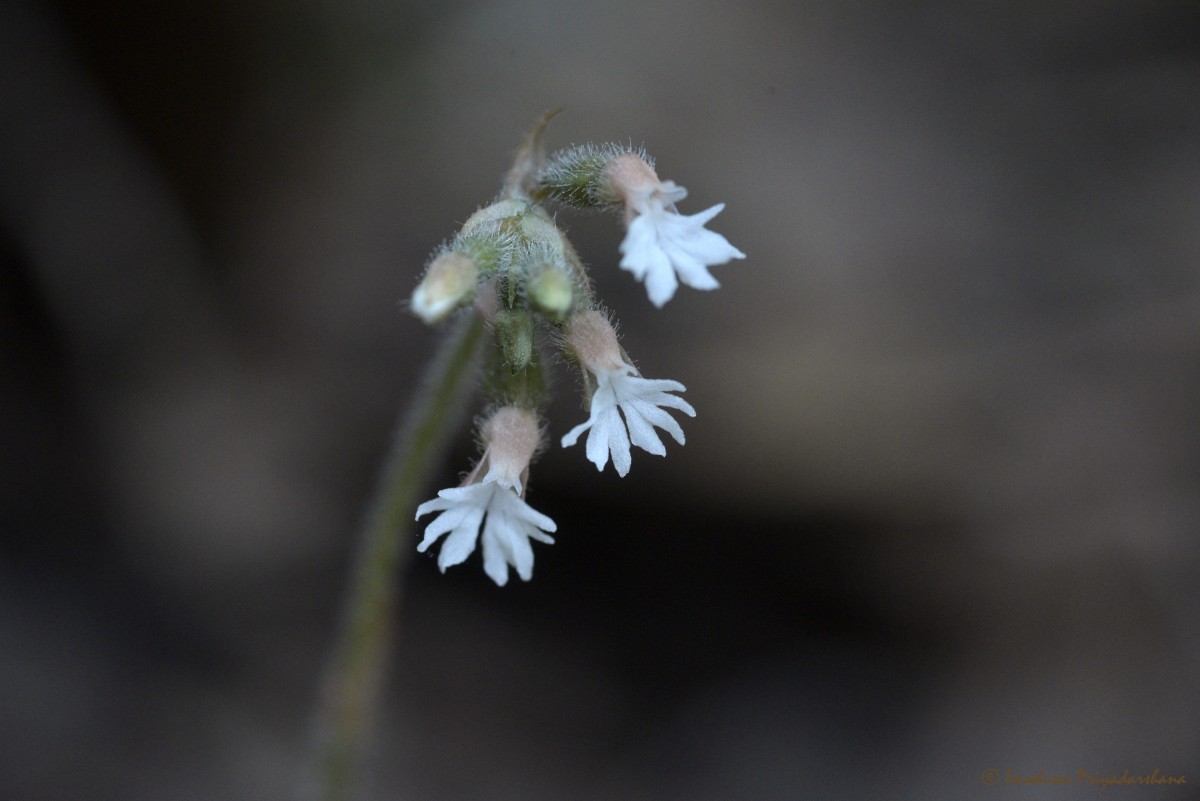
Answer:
xmin=619 ymin=199 xmax=744 ymax=307
xmin=561 ymin=365 xmax=695 ymax=476
xmin=415 ymin=480 xmax=556 ymax=585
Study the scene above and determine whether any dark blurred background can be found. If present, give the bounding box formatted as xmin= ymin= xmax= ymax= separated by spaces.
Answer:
xmin=2 ymin=1 xmax=1199 ymax=799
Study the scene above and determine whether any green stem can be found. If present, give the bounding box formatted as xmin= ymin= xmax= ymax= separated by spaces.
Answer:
xmin=308 ymin=312 xmax=485 ymax=801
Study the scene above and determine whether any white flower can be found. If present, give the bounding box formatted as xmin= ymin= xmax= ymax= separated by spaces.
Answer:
xmin=415 ymin=407 xmax=556 ymax=585
xmin=560 ymin=310 xmax=696 ymax=476
xmin=416 ymin=482 xmax=556 ymax=586
xmin=605 ymin=154 xmax=745 ymax=308
xmin=560 ymin=364 xmax=695 ymax=476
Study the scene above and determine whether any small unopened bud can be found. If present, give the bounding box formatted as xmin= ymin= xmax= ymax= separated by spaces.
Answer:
xmin=564 ymin=309 xmax=623 ymax=372
xmin=527 ymin=263 xmax=574 ymax=320
xmin=412 ymin=252 xmax=477 ymax=324
xmin=494 ymin=309 xmax=535 ymax=373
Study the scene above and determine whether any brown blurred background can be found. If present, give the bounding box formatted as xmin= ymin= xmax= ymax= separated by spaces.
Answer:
xmin=2 ymin=1 xmax=1199 ymax=799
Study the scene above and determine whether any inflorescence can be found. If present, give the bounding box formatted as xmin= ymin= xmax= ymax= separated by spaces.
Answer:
xmin=409 ymin=113 xmax=744 ymax=585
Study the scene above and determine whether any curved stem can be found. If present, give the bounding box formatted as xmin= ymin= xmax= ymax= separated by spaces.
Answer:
xmin=307 ymin=312 xmax=485 ymax=801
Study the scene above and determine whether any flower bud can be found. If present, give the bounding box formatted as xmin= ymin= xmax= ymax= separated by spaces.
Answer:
xmin=494 ymin=308 xmax=535 ymax=373
xmin=411 ymin=252 xmax=477 ymax=324
xmin=527 ymin=262 xmax=574 ymax=320
xmin=518 ymin=211 xmax=563 ymax=250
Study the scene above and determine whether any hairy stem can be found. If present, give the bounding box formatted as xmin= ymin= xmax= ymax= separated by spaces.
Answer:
xmin=307 ymin=312 xmax=485 ymax=800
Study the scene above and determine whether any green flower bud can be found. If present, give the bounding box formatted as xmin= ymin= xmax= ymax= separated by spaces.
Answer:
xmin=527 ymin=262 xmax=574 ymax=321
xmin=411 ymin=252 xmax=477 ymax=324
xmin=494 ymin=308 xmax=535 ymax=373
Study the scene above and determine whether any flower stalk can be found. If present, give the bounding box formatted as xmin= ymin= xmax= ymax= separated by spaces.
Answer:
xmin=307 ymin=313 xmax=484 ymax=801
